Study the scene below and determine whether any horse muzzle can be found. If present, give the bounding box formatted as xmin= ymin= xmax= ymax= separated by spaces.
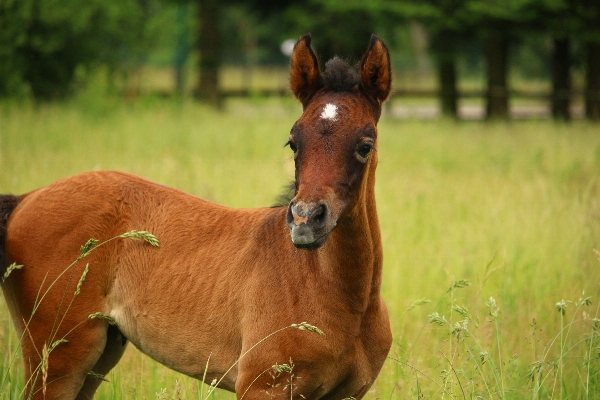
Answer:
xmin=286 ymin=200 xmax=334 ymax=250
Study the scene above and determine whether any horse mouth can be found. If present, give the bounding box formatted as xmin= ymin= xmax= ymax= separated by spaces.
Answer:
xmin=291 ymin=232 xmax=330 ymax=250
xmin=286 ymin=198 xmax=336 ymax=250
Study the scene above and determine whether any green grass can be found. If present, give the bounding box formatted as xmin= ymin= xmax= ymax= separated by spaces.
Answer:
xmin=1 ymin=96 xmax=600 ymax=399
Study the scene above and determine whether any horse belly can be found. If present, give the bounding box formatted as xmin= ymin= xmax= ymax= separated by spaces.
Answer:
xmin=105 ymin=273 xmax=242 ymax=389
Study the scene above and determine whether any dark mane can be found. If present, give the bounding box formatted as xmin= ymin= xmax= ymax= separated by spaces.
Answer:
xmin=272 ymin=181 xmax=296 ymax=207
xmin=321 ymin=57 xmax=361 ymax=92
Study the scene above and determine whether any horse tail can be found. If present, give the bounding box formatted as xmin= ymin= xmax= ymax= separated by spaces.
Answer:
xmin=0 ymin=194 xmax=21 ymax=285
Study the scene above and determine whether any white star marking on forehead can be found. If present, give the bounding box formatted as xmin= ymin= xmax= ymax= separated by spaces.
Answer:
xmin=320 ymin=103 xmax=338 ymax=121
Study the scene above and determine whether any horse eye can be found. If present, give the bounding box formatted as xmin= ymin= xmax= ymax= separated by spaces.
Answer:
xmin=286 ymin=140 xmax=298 ymax=153
xmin=357 ymin=143 xmax=373 ymax=158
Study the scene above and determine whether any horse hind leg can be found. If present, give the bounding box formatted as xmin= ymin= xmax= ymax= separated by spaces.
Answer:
xmin=22 ymin=322 xmax=126 ymax=400
xmin=75 ymin=325 xmax=128 ymax=400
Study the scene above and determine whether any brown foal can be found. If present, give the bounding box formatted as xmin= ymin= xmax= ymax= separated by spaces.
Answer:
xmin=0 ymin=34 xmax=393 ymax=399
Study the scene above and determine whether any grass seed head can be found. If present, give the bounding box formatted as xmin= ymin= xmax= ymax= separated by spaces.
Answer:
xmin=452 ymin=305 xmax=470 ymax=319
xmin=120 ymin=230 xmax=159 ymax=247
xmin=50 ymin=339 xmax=69 ymax=351
xmin=291 ymin=322 xmax=324 ymax=335
xmin=88 ymin=312 xmax=117 ymax=326
xmin=2 ymin=262 xmax=23 ymax=283
xmin=528 ymin=360 xmax=544 ymax=381
xmin=74 ymin=263 xmax=89 ymax=296
xmin=486 ymin=296 xmax=500 ymax=321
xmin=272 ymin=363 xmax=293 ymax=373
xmin=406 ymin=298 xmax=431 ymax=312
xmin=555 ymin=299 xmax=568 ymax=316
xmin=42 ymin=342 xmax=49 ymax=397
xmin=577 ymin=296 xmax=592 ymax=307
xmin=448 ymin=279 xmax=471 ymax=292
xmin=428 ymin=312 xmax=448 ymax=327
xmin=451 ymin=320 xmax=469 ymax=337
xmin=87 ymin=371 xmax=109 ymax=382
xmin=78 ymin=238 xmax=99 ymax=260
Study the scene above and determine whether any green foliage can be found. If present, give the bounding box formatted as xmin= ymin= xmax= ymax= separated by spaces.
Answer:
xmin=0 ymin=0 xmax=170 ymax=99
xmin=1 ymin=0 xmax=598 ymax=103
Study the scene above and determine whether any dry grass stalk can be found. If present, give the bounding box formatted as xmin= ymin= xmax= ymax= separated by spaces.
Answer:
xmin=41 ymin=343 xmax=48 ymax=399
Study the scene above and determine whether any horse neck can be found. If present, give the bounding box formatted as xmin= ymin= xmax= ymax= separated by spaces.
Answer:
xmin=321 ymin=157 xmax=382 ymax=313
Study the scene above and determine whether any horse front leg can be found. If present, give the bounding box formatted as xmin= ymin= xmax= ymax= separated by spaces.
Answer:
xmin=235 ymin=363 xmax=326 ymax=400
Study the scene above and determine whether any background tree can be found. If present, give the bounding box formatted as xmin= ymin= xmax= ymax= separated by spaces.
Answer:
xmin=319 ymin=0 xmax=518 ymax=120
xmin=195 ymin=0 xmax=221 ymax=106
xmin=586 ymin=40 xmax=600 ymax=120
xmin=0 ymin=0 xmax=161 ymax=99
xmin=463 ymin=0 xmax=537 ymax=119
xmin=0 ymin=0 xmax=598 ymax=123
xmin=282 ymin=4 xmax=376 ymax=63
xmin=317 ymin=0 xmax=465 ymax=118
xmin=527 ymin=0 xmax=578 ymax=120
xmin=527 ymin=0 xmax=600 ymax=121
xmin=186 ymin=0 xmax=379 ymax=108
xmin=576 ymin=0 xmax=600 ymax=120
xmin=407 ymin=1 xmax=473 ymax=119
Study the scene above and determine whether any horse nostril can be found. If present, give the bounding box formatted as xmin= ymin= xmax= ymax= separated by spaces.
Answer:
xmin=286 ymin=201 xmax=296 ymax=226
xmin=310 ymin=203 xmax=327 ymax=228
xmin=286 ymin=201 xmax=328 ymax=230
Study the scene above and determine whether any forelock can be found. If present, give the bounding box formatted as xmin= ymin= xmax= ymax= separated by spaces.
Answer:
xmin=322 ymin=57 xmax=361 ymax=92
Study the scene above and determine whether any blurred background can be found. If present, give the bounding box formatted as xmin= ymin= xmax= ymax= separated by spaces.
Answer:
xmin=2 ymin=2 xmax=600 ymax=398
xmin=1 ymin=0 xmax=599 ymax=121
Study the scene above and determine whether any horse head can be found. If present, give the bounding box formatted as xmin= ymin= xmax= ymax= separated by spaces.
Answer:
xmin=286 ymin=34 xmax=392 ymax=249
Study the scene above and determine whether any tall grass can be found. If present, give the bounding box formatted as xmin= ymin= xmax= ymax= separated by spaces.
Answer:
xmin=1 ymin=96 xmax=600 ymax=398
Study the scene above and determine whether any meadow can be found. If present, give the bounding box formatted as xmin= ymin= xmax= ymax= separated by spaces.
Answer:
xmin=1 ymin=95 xmax=600 ymax=399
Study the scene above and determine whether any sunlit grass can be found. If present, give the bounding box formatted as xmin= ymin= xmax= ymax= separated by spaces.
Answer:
xmin=375 ymin=118 xmax=600 ymax=399
xmin=1 ymin=96 xmax=600 ymax=398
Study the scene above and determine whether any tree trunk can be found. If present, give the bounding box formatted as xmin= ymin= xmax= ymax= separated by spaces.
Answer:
xmin=174 ymin=4 xmax=188 ymax=95
xmin=485 ymin=33 xmax=509 ymax=120
xmin=438 ymin=59 xmax=457 ymax=118
xmin=195 ymin=0 xmax=221 ymax=107
xmin=551 ymin=38 xmax=571 ymax=121
xmin=431 ymin=30 xmax=458 ymax=119
xmin=586 ymin=41 xmax=600 ymax=121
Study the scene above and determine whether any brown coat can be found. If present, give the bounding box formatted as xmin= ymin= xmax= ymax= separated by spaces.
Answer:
xmin=0 ymin=34 xmax=393 ymax=400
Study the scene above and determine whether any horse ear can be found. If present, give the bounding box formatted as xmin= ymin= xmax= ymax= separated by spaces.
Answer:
xmin=359 ymin=35 xmax=392 ymax=104
xmin=290 ymin=34 xmax=323 ymax=106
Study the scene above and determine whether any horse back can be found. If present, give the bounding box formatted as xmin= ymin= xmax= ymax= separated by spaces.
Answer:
xmin=2 ymin=171 xmax=290 ymax=380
